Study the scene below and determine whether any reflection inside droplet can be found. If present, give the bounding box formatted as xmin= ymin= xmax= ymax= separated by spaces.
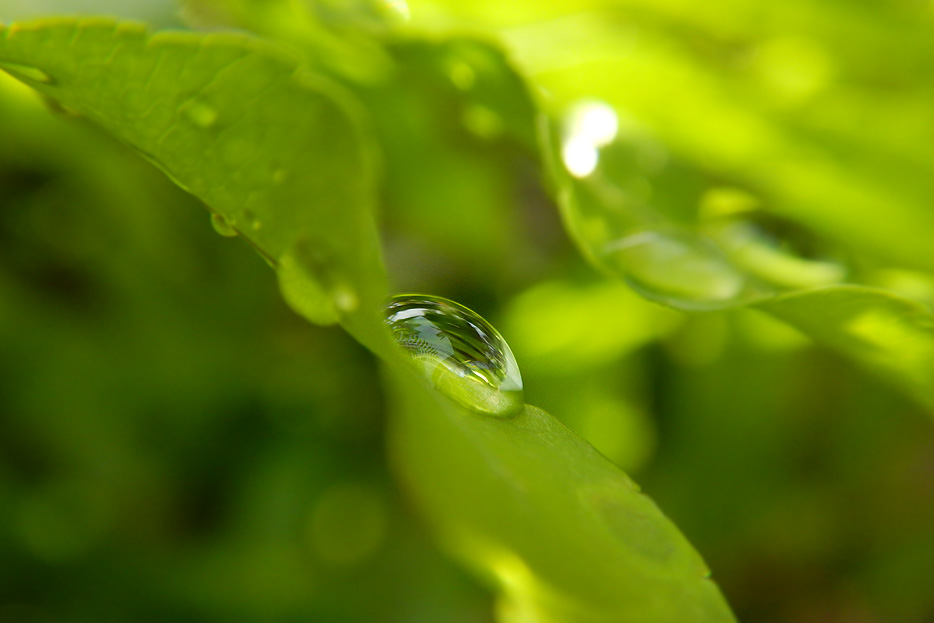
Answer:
xmin=385 ymin=294 xmax=524 ymax=417
xmin=604 ymin=228 xmax=748 ymax=310
xmin=705 ymin=211 xmax=846 ymax=289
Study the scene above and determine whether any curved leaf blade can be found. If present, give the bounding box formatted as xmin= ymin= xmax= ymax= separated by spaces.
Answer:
xmin=385 ymin=364 xmax=736 ymax=623
xmin=0 ymin=17 xmax=388 ymax=347
xmin=760 ymin=285 xmax=934 ymax=411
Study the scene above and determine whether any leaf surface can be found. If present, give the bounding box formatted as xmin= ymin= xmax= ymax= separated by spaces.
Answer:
xmin=760 ymin=286 xmax=934 ymax=410
xmin=386 ymin=363 xmax=736 ymax=623
xmin=0 ymin=17 xmax=388 ymax=348
xmin=0 ymin=17 xmax=737 ymax=622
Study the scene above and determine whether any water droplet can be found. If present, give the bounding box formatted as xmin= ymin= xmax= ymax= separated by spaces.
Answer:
xmin=210 ymin=212 xmax=238 ymax=237
xmin=705 ymin=212 xmax=846 ymax=289
xmin=385 ymin=294 xmax=523 ymax=417
xmin=277 ymin=240 xmax=358 ymax=326
xmin=604 ymin=228 xmax=748 ymax=310
xmin=0 ymin=61 xmax=54 ymax=85
xmin=184 ymin=100 xmax=218 ymax=128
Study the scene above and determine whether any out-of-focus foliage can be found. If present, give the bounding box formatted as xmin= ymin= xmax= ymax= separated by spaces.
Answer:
xmin=1 ymin=1 xmax=933 ymax=622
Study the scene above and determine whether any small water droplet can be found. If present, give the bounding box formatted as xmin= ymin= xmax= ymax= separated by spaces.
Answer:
xmin=184 ymin=100 xmax=218 ymax=128
xmin=0 ymin=61 xmax=54 ymax=85
xmin=210 ymin=212 xmax=238 ymax=237
xmin=604 ymin=228 xmax=748 ymax=310
xmin=277 ymin=240 xmax=358 ymax=326
xmin=705 ymin=212 xmax=846 ymax=289
xmin=385 ymin=295 xmax=524 ymax=417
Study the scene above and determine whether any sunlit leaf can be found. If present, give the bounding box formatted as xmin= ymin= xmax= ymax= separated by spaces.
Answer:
xmin=760 ymin=286 xmax=934 ymax=411
xmin=0 ymin=17 xmax=388 ymax=348
xmin=386 ymin=363 xmax=736 ymax=623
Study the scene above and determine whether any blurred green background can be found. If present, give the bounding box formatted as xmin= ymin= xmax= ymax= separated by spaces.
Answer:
xmin=2 ymin=0 xmax=934 ymax=622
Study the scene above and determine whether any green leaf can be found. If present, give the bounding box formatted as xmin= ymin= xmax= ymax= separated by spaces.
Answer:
xmin=536 ymin=88 xmax=934 ymax=411
xmin=0 ymin=17 xmax=388 ymax=349
xmin=385 ymin=363 xmax=736 ymax=623
xmin=760 ymin=286 xmax=934 ymax=411
xmin=1 ymin=17 xmax=738 ymax=622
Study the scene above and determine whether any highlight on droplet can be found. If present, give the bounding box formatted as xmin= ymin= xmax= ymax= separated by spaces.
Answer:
xmin=560 ymin=100 xmax=620 ymax=178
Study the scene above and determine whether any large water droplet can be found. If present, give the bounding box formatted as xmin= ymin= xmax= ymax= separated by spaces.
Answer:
xmin=705 ymin=211 xmax=846 ymax=289
xmin=604 ymin=228 xmax=748 ymax=310
xmin=0 ymin=61 xmax=54 ymax=85
xmin=278 ymin=240 xmax=358 ymax=326
xmin=385 ymin=295 xmax=523 ymax=417
xmin=210 ymin=212 xmax=238 ymax=237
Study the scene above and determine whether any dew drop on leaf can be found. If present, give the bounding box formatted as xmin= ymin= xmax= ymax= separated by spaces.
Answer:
xmin=277 ymin=240 xmax=358 ymax=326
xmin=0 ymin=60 xmax=54 ymax=85
xmin=604 ymin=228 xmax=748 ymax=310
xmin=210 ymin=212 xmax=238 ymax=237
xmin=384 ymin=294 xmax=524 ymax=417
xmin=706 ymin=211 xmax=846 ymax=290
xmin=184 ymin=100 xmax=219 ymax=128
